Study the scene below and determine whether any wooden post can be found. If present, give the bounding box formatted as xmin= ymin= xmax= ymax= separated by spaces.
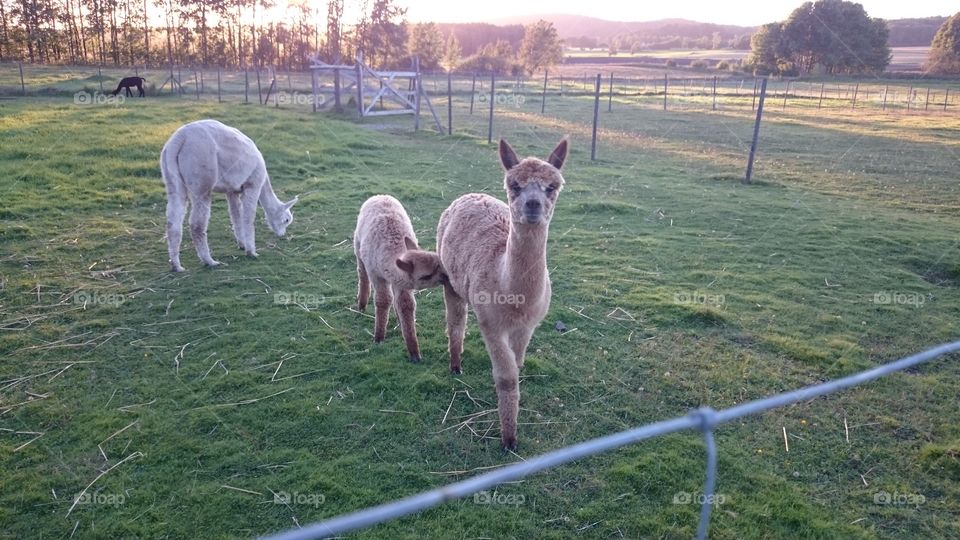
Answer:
xmin=355 ymin=54 xmax=364 ymax=120
xmin=591 ymin=73 xmax=601 ymax=160
xmin=744 ymin=77 xmax=768 ymax=185
xmin=334 ymin=68 xmax=342 ymax=112
xmin=217 ymin=68 xmax=222 ymax=103
xmin=256 ymin=67 xmax=262 ymax=104
xmin=924 ymin=87 xmax=930 ymax=111
xmin=487 ymin=71 xmax=495 ymax=144
xmin=244 ymin=68 xmax=249 ymax=104
xmin=607 ymin=71 xmax=613 ymax=112
xmin=945 ymin=88 xmax=950 ymax=112
xmin=469 ymin=73 xmax=476 ymax=115
xmin=200 ymin=70 xmax=204 ymax=94
xmin=414 ymin=60 xmax=422 ymax=132
xmin=752 ymin=78 xmax=758 ymax=111
xmin=194 ymin=71 xmax=200 ymax=100
xmin=782 ymin=81 xmax=789 ymax=111
xmin=882 ymin=85 xmax=888 ymax=110
xmin=447 ymin=71 xmax=452 ymax=135
xmin=851 ymin=82 xmax=859 ymax=109
xmin=907 ymin=85 xmax=913 ymax=111
xmin=19 ymin=62 xmax=25 ymax=95
xmin=712 ymin=76 xmax=717 ymax=110
xmin=541 ymin=69 xmax=548 ymax=114
xmin=663 ymin=73 xmax=668 ymax=111
xmin=818 ymin=82 xmax=824 ymax=110
xmin=177 ymin=66 xmax=182 ymax=94
xmin=98 ymin=66 xmax=103 ymax=93
xmin=559 ymin=74 xmax=564 ymax=96
xmin=311 ymin=69 xmax=318 ymax=113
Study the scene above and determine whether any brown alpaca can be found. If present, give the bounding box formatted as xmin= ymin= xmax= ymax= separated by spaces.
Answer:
xmin=437 ymin=138 xmax=568 ymax=450
xmin=354 ymin=195 xmax=447 ymax=362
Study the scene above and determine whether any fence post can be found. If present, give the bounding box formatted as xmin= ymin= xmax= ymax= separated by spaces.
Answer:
xmin=945 ymin=88 xmax=950 ymax=112
xmin=447 ymin=71 xmax=452 ymax=135
xmin=607 ymin=72 xmax=614 ymax=112
xmin=487 ymin=72 xmax=495 ymax=144
xmin=907 ymin=85 xmax=913 ymax=111
xmin=712 ymin=76 xmax=717 ymax=110
xmin=851 ymin=82 xmax=859 ymax=110
xmin=177 ymin=66 xmax=182 ymax=94
xmin=200 ymin=70 xmax=204 ymax=94
xmin=256 ymin=67 xmax=263 ymax=104
xmin=194 ymin=71 xmax=200 ymax=100
xmin=311 ymin=69 xmax=318 ymax=113
xmin=217 ymin=68 xmax=222 ymax=103
xmin=19 ymin=62 xmax=25 ymax=95
xmin=559 ymin=74 xmax=564 ymax=96
xmin=663 ymin=73 xmax=668 ymax=111
xmin=882 ymin=85 xmax=888 ymax=110
xmin=924 ymin=87 xmax=930 ymax=111
xmin=414 ymin=60 xmax=422 ymax=132
xmin=591 ymin=73 xmax=601 ymax=161
xmin=98 ymin=66 xmax=103 ymax=93
xmin=752 ymin=78 xmax=758 ymax=111
xmin=744 ymin=77 xmax=768 ymax=185
xmin=355 ymin=56 xmax=364 ymax=120
xmin=244 ymin=68 xmax=249 ymax=104
xmin=541 ymin=69 xmax=548 ymax=114
xmin=818 ymin=82 xmax=824 ymax=110
xmin=469 ymin=73 xmax=476 ymax=115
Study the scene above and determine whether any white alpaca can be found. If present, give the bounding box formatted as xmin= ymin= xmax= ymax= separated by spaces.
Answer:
xmin=160 ymin=119 xmax=298 ymax=272
xmin=437 ymin=138 xmax=568 ymax=450
xmin=354 ymin=195 xmax=447 ymax=362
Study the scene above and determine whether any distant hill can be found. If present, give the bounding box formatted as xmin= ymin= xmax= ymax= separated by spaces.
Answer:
xmin=886 ymin=16 xmax=948 ymax=47
xmin=487 ymin=14 xmax=755 ymax=42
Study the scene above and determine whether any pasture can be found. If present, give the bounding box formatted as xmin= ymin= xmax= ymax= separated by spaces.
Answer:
xmin=1 ymin=82 xmax=959 ymax=539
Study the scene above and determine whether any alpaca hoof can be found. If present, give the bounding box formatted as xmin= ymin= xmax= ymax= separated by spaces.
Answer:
xmin=374 ymin=336 xmax=385 ymax=344
xmin=205 ymin=260 xmax=223 ymax=268
xmin=501 ymin=437 xmax=518 ymax=452
xmin=408 ymin=354 xmax=421 ymax=364
xmin=171 ymin=264 xmax=185 ymax=273
xmin=450 ymin=366 xmax=462 ymax=375
xmin=245 ymin=251 xmax=258 ymax=259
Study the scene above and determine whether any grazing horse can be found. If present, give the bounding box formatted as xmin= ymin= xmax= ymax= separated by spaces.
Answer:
xmin=111 ymin=77 xmax=146 ymax=97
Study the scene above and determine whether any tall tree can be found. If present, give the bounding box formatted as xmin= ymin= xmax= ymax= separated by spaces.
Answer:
xmin=518 ymin=19 xmax=562 ymax=75
xmin=407 ymin=21 xmax=442 ymax=69
xmin=365 ymin=0 xmax=406 ymax=68
xmin=324 ymin=0 xmax=343 ymax=61
xmin=926 ymin=12 xmax=960 ymax=74
xmin=441 ymin=31 xmax=459 ymax=71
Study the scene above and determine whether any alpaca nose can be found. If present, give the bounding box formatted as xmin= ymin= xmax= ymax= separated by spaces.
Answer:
xmin=525 ymin=199 xmax=541 ymax=212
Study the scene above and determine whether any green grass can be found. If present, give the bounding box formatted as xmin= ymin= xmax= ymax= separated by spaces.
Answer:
xmin=0 ymin=90 xmax=958 ymax=539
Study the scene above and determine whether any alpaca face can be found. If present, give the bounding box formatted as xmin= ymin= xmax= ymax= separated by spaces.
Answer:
xmin=396 ymin=251 xmax=447 ymax=290
xmin=500 ymin=139 xmax=568 ymax=226
xmin=266 ymin=198 xmax=298 ymax=237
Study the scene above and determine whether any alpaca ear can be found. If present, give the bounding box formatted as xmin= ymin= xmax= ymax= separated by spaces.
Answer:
xmin=547 ymin=138 xmax=568 ymax=170
xmin=283 ymin=197 xmax=298 ymax=210
xmin=396 ymin=257 xmax=414 ymax=275
xmin=499 ymin=139 xmax=520 ymax=170
xmin=403 ymin=236 xmax=419 ymax=251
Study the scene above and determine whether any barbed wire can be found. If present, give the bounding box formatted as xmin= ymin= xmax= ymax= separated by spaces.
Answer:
xmin=262 ymin=340 xmax=960 ymax=540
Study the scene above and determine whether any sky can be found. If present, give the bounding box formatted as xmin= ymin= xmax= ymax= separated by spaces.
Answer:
xmin=401 ymin=0 xmax=957 ymax=26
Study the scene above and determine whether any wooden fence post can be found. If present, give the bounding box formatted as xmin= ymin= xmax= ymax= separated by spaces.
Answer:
xmin=851 ymin=82 xmax=859 ymax=109
xmin=469 ymin=73 xmax=476 ymax=115
xmin=591 ymin=74 xmax=601 ymax=160
xmin=818 ymin=82 xmax=824 ymax=110
xmin=541 ymin=69 xmax=548 ymax=114
xmin=663 ymin=73 xmax=668 ymax=111
xmin=945 ymin=88 xmax=950 ymax=112
xmin=447 ymin=71 xmax=452 ymax=135
xmin=924 ymin=87 xmax=930 ymax=111
xmin=19 ymin=62 xmax=25 ymax=95
xmin=607 ymin=72 xmax=613 ymax=112
xmin=244 ymin=68 xmax=249 ymax=104
xmin=744 ymin=77 xmax=768 ymax=185
xmin=487 ymin=72 xmax=495 ymax=144
xmin=712 ymin=76 xmax=717 ymax=110
xmin=217 ymin=68 xmax=222 ymax=103
xmin=98 ymin=66 xmax=103 ymax=93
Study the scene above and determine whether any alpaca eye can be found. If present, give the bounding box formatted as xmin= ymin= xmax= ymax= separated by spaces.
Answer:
xmin=509 ymin=183 xmax=521 ymax=194
xmin=545 ymin=185 xmax=556 ymax=194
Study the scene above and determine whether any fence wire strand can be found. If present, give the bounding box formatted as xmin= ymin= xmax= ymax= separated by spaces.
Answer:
xmin=263 ymin=340 xmax=960 ymax=540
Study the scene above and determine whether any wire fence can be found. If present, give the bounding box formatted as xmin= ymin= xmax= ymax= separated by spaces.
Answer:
xmin=261 ymin=340 xmax=960 ymax=540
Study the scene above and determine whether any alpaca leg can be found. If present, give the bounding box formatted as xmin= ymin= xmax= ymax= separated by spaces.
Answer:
xmin=510 ymin=327 xmax=535 ymax=370
xmin=373 ymin=278 xmax=392 ymax=343
xmin=443 ymin=284 xmax=468 ymax=374
xmin=226 ymin=192 xmax=244 ymax=249
xmin=188 ymin=197 xmax=220 ymax=267
xmin=165 ymin=188 xmax=188 ymax=272
xmin=394 ymin=288 xmax=421 ymax=363
xmin=238 ymin=188 xmax=259 ymax=258
xmin=356 ymin=258 xmax=370 ymax=312
xmin=482 ymin=330 xmax=520 ymax=450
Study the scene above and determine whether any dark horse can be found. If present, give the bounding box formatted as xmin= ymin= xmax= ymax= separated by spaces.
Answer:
xmin=111 ymin=77 xmax=146 ymax=97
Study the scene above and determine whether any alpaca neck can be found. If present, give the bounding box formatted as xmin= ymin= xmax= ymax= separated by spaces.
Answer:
xmin=503 ymin=222 xmax=548 ymax=294
xmin=258 ymin=176 xmax=283 ymax=214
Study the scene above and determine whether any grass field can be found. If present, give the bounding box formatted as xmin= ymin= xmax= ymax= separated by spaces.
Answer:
xmin=1 ymin=84 xmax=959 ymax=539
